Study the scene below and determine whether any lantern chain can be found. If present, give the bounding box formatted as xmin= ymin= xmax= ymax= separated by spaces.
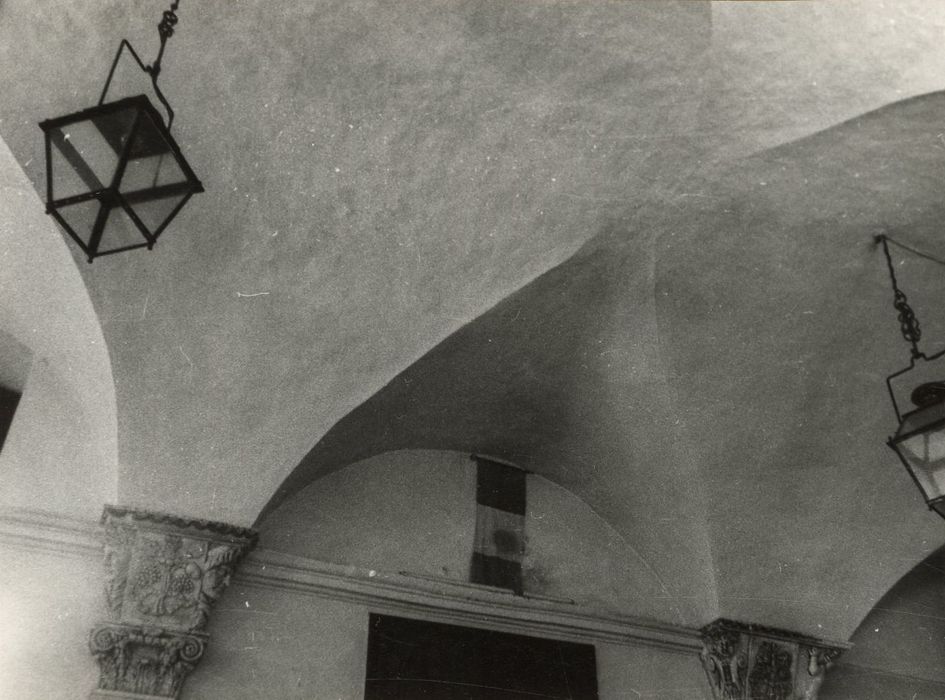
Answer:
xmin=878 ymin=234 xmax=922 ymax=359
xmin=151 ymin=1 xmax=181 ymax=80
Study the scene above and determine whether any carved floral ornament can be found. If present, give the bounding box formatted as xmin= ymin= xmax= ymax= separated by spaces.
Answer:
xmin=90 ymin=505 xmax=257 ymax=699
xmin=700 ymin=619 xmax=845 ymax=700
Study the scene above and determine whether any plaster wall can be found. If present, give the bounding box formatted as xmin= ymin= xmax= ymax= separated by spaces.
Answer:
xmin=0 ymin=541 xmax=103 ymax=700
xmin=260 ymin=450 xmax=476 ymax=583
xmin=0 ymin=511 xmax=711 ymax=700
xmin=0 ymin=359 xmax=112 ymax=516
xmin=189 ymin=583 xmax=369 ymax=700
xmin=188 ymin=580 xmax=711 ymax=700
xmin=259 ymin=449 xmax=683 ymax=623
xmin=821 ymin=668 xmax=945 ymax=700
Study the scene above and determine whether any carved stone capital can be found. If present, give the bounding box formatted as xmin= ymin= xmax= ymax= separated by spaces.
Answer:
xmin=91 ymin=505 xmax=258 ymax=698
xmin=700 ymin=619 xmax=846 ymax=700
xmin=89 ymin=623 xmax=207 ymax=699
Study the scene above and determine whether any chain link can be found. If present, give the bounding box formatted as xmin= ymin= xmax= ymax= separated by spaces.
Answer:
xmin=893 ymin=288 xmax=921 ymax=346
xmin=879 ymin=235 xmax=923 ymax=359
xmin=158 ymin=3 xmax=180 ymax=43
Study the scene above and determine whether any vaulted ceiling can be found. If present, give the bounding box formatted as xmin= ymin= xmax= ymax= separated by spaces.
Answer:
xmin=2 ymin=0 xmax=945 ymax=641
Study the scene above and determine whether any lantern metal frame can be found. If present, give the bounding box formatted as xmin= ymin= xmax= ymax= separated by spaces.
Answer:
xmin=39 ymin=95 xmax=203 ymax=260
xmin=38 ymin=0 xmax=202 ymax=262
xmin=886 ymin=368 xmax=945 ymax=517
xmin=884 ymin=353 xmax=945 ymax=424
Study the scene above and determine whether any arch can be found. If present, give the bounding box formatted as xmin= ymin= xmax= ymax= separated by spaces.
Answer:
xmin=258 ymin=447 xmax=688 ymax=622
xmin=820 ymin=543 xmax=945 ymax=699
xmin=0 ymin=134 xmax=118 ymax=517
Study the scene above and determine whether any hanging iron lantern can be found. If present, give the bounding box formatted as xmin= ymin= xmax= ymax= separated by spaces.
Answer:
xmin=887 ymin=382 xmax=945 ymax=518
xmin=878 ymin=235 xmax=945 ymax=518
xmin=39 ymin=1 xmax=202 ymax=262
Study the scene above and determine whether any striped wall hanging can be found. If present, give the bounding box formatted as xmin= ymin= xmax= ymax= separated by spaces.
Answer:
xmin=469 ymin=455 xmax=526 ymax=594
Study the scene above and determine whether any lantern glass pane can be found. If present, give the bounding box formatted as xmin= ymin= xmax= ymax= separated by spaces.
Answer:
xmin=97 ymin=205 xmax=147 ymax=253
xmin=56 ymin=199 xmax=103 ymax=247
xmin=50 ymin=142 xmax=95 ymax=201
xmin=131 ymin=194 xmax=189 ymax=235
xmin=122 ymin=150 xmax=186 ymax=193
xmin=48 ymin=110 xmax=136 ymax=201
xmin=897 ymin=428 xmax=945 ymax=501
xmin=89 ymin=106 xmax=137 ymax=156
xmin=49 ymin=127 xmax=108 ymax=200
xmin=117 ymin=108 xmax=191 ymax=237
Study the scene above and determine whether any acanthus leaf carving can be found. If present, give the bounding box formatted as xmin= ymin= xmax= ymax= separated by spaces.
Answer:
xmin=195 ymin=544 xmax=241 ymax=628
xmin=700 ymin=619 xmax=845 ymax=700
xmin=101 ymin=505 xmax=256 ymax=632
xmin=90 ymin=622 xmax=207 ymax=698
xmin=747 ymin=640 xmax=794 ymax=700
xmin=700 ymin=623 xmax=747 ymax=700
xmin=102 ymin=521 xmax=136 ymax=618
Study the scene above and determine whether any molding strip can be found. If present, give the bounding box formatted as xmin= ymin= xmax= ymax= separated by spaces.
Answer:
xmin=0 ymin=508 xmax=101 ymax=559
xmin=833 ymin=661 xmax=945 ymax=686
xmin=0 ymin=508 xmax=701 ymax=653
xmin=238 ymin=549 xmax=702 ymax=652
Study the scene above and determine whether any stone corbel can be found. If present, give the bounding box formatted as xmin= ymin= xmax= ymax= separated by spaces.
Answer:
xmin=89 ymin=505 xmax=258 ymax=699
xmin=700 ymin=619 xmax=846 ymax=700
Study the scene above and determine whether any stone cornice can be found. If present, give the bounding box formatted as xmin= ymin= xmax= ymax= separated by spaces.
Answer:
xmin=102 ymin=505 xmax=259 ymax=546
xmin=238 ymin=548 xmax=703 ymax=653
xmin=0 ymin=508 xmax=701 ymax=652
xmin=0 ymin=508 xmax=101 ymax=559
xmin=701 ymin=617 xmax=851 ymax=652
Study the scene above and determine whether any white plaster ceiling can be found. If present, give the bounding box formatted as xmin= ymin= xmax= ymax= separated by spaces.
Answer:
xmin=2 ymin=0 xmax=945 ymax=639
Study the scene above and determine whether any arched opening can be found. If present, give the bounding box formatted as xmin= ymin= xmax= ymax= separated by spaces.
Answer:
xmin=821 ymin=544 xmax=945 ymax=699
xmin=257 ymin=448 xmax=683 ymax=622
xmin=0 ymin=134 xmax=119 ymax=516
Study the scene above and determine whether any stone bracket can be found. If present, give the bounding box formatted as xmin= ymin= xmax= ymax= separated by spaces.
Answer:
xmin=700 ymin=618 xmax=846 ymax=700
xmin=90 ymin=505 xmax=257 ymax=699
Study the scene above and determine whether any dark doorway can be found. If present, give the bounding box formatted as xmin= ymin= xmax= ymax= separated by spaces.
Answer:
xmin=364 ymin=613 xmax=599 ymax=700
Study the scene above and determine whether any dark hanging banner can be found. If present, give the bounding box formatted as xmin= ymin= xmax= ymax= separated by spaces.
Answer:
xmin=470 ymin=455 xmax=526 ymax=594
